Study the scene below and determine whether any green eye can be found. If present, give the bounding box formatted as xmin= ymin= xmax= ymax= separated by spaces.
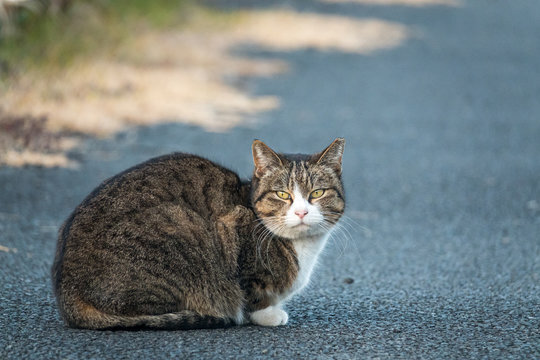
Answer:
xmin=310 ymin=189 xmax=325 ymax=199
xmin=276 ymin=191 xmax=291 ymax=200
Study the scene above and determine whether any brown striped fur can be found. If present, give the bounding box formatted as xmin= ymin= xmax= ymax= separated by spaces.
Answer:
xmin=52 ymin=139 xmax=345 ymax=329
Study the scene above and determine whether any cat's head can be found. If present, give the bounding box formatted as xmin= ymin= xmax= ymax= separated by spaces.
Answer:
xmin=251 ymin=138 xmax=345 ymax=240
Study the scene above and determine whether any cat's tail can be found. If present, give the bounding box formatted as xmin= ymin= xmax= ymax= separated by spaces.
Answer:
xmin=59 ymin=297 xmax=237 ymax=330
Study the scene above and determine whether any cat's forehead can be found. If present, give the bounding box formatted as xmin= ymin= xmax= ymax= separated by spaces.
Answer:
xmin=270 ymin=158 xmax=336 ymax=191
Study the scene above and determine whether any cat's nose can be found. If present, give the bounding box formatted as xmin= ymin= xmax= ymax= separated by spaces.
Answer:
xmin=295 ymin=210 xmax=308 ymax=219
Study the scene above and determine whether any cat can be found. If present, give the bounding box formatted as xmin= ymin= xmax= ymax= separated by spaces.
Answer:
xmin=51 ymin=138 xmax=345 ymax=329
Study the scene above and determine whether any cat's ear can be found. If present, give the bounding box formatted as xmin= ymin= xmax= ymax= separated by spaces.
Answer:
xmin=252 ymin=140 xmax=283 ymax=178
xmin=316 ymin=138 xmax=345 ymax=175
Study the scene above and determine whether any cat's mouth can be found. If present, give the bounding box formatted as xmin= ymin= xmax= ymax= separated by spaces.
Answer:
xmin=272 ymin=220 xmax=326 ymax=240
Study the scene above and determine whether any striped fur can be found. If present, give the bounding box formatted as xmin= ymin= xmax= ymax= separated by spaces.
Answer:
xmin=52 ymin=139 xmax=345 ymax=330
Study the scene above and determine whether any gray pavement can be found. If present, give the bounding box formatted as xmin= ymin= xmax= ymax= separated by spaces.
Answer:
xmin=1 ymin=0 xmax=539 ymax=358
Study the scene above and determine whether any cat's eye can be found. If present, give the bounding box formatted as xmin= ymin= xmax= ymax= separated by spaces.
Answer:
xmin=310 ymin=189 xmax=325 ymax=199
xmin=276 ymin=191 xmax=291 ymax=200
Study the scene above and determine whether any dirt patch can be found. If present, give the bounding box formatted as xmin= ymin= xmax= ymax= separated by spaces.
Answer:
xmin=320 ymin=0 xmax=462 ymax=6
xmin=0 ymin=113 xmax=77 ymax=167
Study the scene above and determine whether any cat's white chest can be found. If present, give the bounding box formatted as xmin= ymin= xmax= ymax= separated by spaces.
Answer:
xmin=283 ymin=234 xmax=329 ymax=301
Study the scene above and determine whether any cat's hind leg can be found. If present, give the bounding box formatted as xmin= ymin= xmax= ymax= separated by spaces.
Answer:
xmin=218 ymin=205 xmax=255 ymax=227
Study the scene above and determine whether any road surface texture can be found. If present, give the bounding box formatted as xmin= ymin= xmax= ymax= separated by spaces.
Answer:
xmin=1 ymin=0 xmax=539 ymax=358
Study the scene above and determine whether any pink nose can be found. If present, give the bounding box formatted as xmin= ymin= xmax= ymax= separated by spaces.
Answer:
xmin=295 ymin=210 xmax=308 ymax=219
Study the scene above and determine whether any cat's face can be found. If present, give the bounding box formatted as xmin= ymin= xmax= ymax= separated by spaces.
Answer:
xmin=251 ymin=138 xmax=345 ymax=240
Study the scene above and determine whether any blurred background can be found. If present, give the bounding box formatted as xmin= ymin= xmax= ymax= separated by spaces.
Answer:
xmin=0 ymin=0 xmax=538 ymax=358
xmin=1 ymin=0 xmax=450 ymax=167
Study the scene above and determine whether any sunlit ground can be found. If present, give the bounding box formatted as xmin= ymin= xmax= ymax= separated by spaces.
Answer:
xmin=320 ymin=0 xmax=462 ymax=6
xmin=1 ymin=5 xmax=418 ymax=167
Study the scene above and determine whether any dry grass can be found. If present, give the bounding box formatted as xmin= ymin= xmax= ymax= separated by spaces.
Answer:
xmin=230 ymin=11 xmax=410 ymax=54
xmin=3 ymin=53 xmax=284 ymax=136
xmin=1 ymin=8 xmax=412 ymax=167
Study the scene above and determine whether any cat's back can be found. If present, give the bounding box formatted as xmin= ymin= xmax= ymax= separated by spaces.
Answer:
xmin=52 ymin=153 xmax=246 ymax=299
xmin=74 ymin=153 xmax=243 ymax=219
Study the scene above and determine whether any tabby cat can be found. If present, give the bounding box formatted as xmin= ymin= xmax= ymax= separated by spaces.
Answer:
xmin=52 ymin=138 xmax=345 ymax=329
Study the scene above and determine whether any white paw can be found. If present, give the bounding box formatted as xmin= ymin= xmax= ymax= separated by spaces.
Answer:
xmin=250 ymin=306 xmax=289 ymax=327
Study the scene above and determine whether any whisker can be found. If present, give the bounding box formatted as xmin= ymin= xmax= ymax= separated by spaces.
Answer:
xmin=252 ymin=217 xmax=287 ymax=276
xmin=316 ymin=210 xmax=379 ymax=262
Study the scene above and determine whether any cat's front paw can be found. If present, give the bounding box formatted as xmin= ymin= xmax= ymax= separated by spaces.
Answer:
xmin=250 ymin=306 xmax=289 ymax=327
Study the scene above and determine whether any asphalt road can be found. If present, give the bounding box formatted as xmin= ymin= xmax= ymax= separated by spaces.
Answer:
xmin=1 ymin=0 xmax=539 ymax=358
